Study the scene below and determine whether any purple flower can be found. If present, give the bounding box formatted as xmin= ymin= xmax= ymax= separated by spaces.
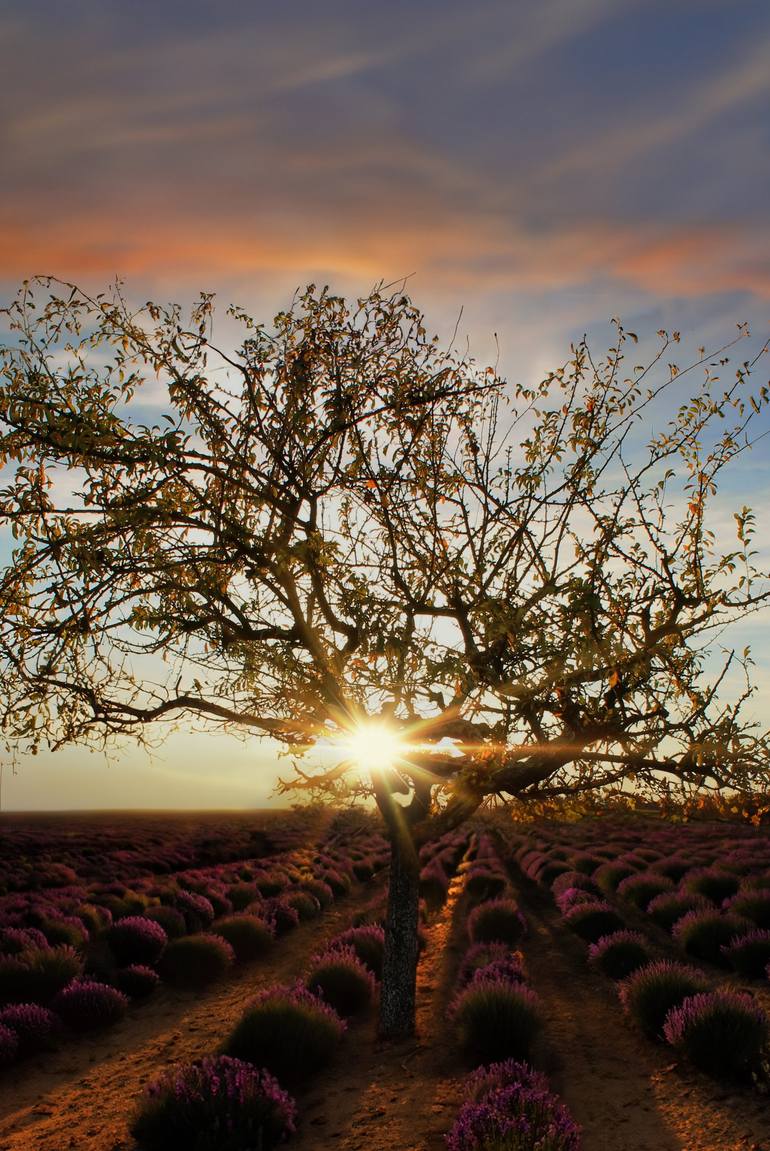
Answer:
xmin=446 ymin=1078 xmax=581 ymax=1151
xmin=0 ymin=1003 xmax=60 ymax=1055
xmin=663 ymin=989 xmax=768 ymax=1077
xmin=52 ymin=978 xmax=128 ymax=1032
xmin=132 ymin=1055 xmax=296 ymax=1150
xmin=109 ymin=916 xmax=167 ymax=966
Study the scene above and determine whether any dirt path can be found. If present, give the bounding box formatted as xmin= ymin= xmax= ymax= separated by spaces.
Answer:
xmin=290 ymin=874 xmax=468 ymax=1151
xmin=519 ymin=881 xmax=770 ymax=1151
xmin=0 ymin=881 xmax=383 ymax=1151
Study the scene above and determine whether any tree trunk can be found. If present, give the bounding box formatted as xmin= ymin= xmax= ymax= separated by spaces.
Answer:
xmin=378 ymin=826 xmax=421 ymax=1038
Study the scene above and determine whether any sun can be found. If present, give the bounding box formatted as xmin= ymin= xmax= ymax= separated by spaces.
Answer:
xmin=340 ymin=720 xmax=407 ymax=773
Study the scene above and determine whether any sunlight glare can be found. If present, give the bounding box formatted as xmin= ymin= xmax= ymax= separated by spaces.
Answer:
xmin=341 ymin=721 xmax=406 ymax=773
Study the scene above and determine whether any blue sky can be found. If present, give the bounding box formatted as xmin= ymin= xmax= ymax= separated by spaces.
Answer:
xmin=1 ymin=0 xmax=769 ymax=807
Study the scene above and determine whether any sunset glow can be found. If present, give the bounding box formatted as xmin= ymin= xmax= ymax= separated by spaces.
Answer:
xmin=338 ymin=721 xmax=408 ymax=775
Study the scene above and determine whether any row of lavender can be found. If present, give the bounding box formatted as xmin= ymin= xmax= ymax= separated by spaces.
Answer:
xmin=507 ymin=816 xmax=770 ymax=1082
xmin=445 ymin=832 xmax=581 ymax=1151
xmin=0 ymin=813 xmax=389 ymax=1070
xmin=0 ymin=809 xmax=317 ymax=891
xmin=129 ymin=828 xmax=470 ymax=1150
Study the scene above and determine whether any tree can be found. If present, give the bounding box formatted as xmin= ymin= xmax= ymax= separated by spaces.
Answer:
xmin=1 ymin=277 xmax=769 ymax=1037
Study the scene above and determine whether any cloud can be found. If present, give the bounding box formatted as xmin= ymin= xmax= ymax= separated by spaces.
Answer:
xmin=2 ymin=201 xmax=769 ymax=308
xmin=540 ymin=33 xmax=770 ymax=186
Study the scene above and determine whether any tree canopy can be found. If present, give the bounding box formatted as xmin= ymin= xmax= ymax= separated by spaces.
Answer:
xmin=0 ymin=278 xmax=769 ymax=841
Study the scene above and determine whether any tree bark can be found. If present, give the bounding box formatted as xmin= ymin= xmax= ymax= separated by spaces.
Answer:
xmin=378 ymin=826 xmax=421 ymax=1038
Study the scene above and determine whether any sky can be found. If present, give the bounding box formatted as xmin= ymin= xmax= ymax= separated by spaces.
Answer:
xmin=1 ymin=0 xmax=769 ymax=808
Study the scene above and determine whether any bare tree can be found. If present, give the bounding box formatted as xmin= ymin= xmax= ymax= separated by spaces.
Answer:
xmin=1 ymin=278 xmax=768 ymax=1036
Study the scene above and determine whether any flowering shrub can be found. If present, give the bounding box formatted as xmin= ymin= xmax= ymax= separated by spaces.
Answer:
xmin=253 ymin=870 xmax=289 ymax=897
xmin=0 ymin=1023 xmax=18 ymax=1068
xmin=672 ymin=910 xmax=749 ymax=966
xmin=131 ymin=1055 xmax=296 ymax=1151
xmin=52 ymin=979 xmax=128 ymax=1031
xmin=37 ymin=916 xmax=88 ymax=950
xmin=646 ymin=892 xmax=712 ymax=931
xmin=211 ymin=916 xmax=274 ymax=961
xmin=616 ymin=872 xmax=674 ymax=910
xmin=721 ymin=930 xmax=770 ymax=979
xmin=228 ymin=883 xmax=261 ymax=912
xmin=319 ymin=868 xmax=352 ymax=896
xmin=618 ymin=960 xmax=709 ymax=1040
xmin=116 ymin=965 xmax=161 ymax=999
xmin=175 ymin=890 xmax=216 ymax=933
xmin=160 ymin=934 xmax=235 ymax=989
xmin=592 ymin=862 xmax=636 ymax=894
xmin=420 ymin=860 xmax=451 ymax=911
xmin=331 ymin=925 xmax=385 ymax=979
xmin=562 ymin=902 xmax=624 ymax=943
xmin=0 ymin=927 xmax=50 ymax=954
xmin=0 ymin=1003 xmax=60 ymax=1054
xmin=683 ymin=868 xmax=740 ymax=904
xmin=300 ymin=878 xmax=334 ymax=909
xmin=456 ymin=943 xmax=525 ymax=988
xmin=446 ymin=1060 xmax=581 ymax=1150
xmin=472 ymin=954 xmax=528 ymax=988
xmin=223 ymin=983 xmax=345 ymax=1085
xmin=727 ymin=889 xmax=770 ymax=929
xmin=109 ymin=916 xmax=168 ymax=966
xmin=551 ymin=872 xmax=598 ymax=898
xmin=464 ymin=867 xmax=510 ymax=904
xmin=144 ymin=905 xmax=187 ymax=939
xmin=587 ymin=931 xmax=653 ymax=980
xmin=467 ymin=899 xmax=527 ymax=946
xmin=264 ymin=896 xmax=300 ymax=937
xmin=285 ymin=890 xmax=321 ymax=921
xmin=306 ymin=945 xmax=375 ymax=1016
xmin=0 ymin=944 xmax=83 ymax=1005
xmin=462 ymin=1059 xmax=549 ymax=1102
xmin=555 ymin=887 xmax=598 ymax=914
xmin=663 ymin=990 xmax=769 ymax=1078
xmin=451 ymin=978 xmax=543 ymax=1066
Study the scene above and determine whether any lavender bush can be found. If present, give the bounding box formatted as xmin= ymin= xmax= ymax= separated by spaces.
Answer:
xmin=212 ymin=916 xmax=274 ymax=961
xmin=467 ymin=899 xmax=527 ymax=946
xmin=116 ymin=964 xmax=161 ymax=999
xmin=223 ymin=983 xmax=346 ymax=1085
xmin=457 ymin=943 xmax=514 ymax=987
xmin=0 ymin=1003 xmax=60 ymax=1055
xmin=663 ymin=990 xmax=769 ymax=1078
xmin=587 ymin=931 xmax=653 ymax=980
xmin=52 ymin=978 xmax=128 ymax=1031
xmin=619 ymin=960 xmax=709 ymax=1040
xmin=160 ymin=934 xmax=235 ymax=989
xmin=721 ymin=930 xmax=770 ymax=979
xmin=446 ymin=1060 xmax=581 ymax=1151
xmin=306 ymin=945 xmax=375 ymax=1016
xmin=331 ymin=925 xmax=385 ymax=979
xmin=562 ymin=902 xmax=624 ymax=943
xmin=672 ymin=910 xmax=749 ymax=966
xmin=646 ymin=891 xmax=712 ymax=931
xmin=131 ymin=1055 xmax=296 ymax=1151
xmin=108 ymin=916 xmax=168 ymax=966
xmin=616 ymin=872 xmax=674 ymax=910
xmin=451 ymin=978 xmax=543 ymax=1066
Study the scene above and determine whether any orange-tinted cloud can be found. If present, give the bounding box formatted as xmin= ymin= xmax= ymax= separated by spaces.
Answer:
xmin=1 ymin=206 xmax=767 ymax=302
